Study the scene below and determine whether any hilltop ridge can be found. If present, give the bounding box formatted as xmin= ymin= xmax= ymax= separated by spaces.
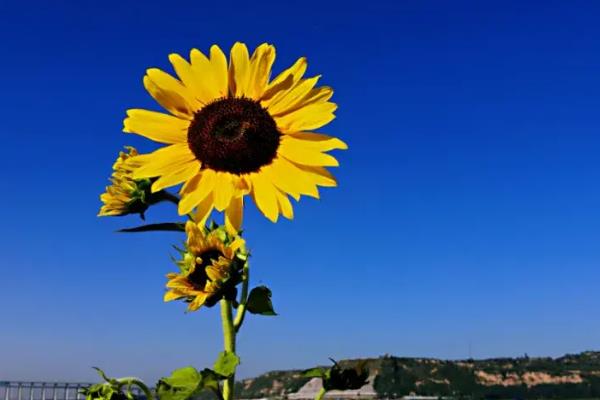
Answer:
xmin=234 ymin=351 xmax=600 ymax=399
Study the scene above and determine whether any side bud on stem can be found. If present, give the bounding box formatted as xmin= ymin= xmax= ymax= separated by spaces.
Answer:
xmin=98 ymin=147 xmax=179 ymax=220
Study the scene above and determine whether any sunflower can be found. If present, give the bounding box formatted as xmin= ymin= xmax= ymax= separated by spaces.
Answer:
xmin=98 ymin=146 xmax=153 ymax=218
xmin=124 ymin=42 xmax=347 ymax=232
xmin=165 ymin=221 xmax=247 ymax=312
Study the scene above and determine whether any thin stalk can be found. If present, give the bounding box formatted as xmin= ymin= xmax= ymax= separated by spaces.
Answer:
xmin=315 ymin=387 xmax=326 ymax=400
xmin=153 ymin=191 xmax=180 ymax=205
xmin=220 ymin=299 xmax=236 ymax=400
xmin=117 ymin=378 xmax=154 ymax=400
xmin=233 ymin=261 xmax=250 ymax=332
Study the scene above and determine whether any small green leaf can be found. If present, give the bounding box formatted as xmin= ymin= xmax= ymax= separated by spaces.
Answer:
xmin=157 ymin=367 xmax=202 ymax=400
xmin=118 ymin=222 xmax=185 ymax=233
xmin=246 ymin=286 xmax=277 ymax=316
xmin=213 ymin=351 xmax=240 ymax=377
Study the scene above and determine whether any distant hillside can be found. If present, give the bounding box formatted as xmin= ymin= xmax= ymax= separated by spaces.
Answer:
xmin=234 ymin=351 xmax=600 ymax=399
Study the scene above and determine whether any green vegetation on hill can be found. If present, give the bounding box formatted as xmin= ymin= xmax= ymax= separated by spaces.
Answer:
xmin=233 ymin=351 xmax=600 ymax=399
xmin=233 ymin=370 xmax=311 ymax=398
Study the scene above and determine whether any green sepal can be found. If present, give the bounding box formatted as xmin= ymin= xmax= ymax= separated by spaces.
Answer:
xmin=213 ymin=351 xmax=240 ymax=378
xmin=118 ymin=222 xmax=186 ymax=233
xmin=246 ymin=286 xmax=277 ymax=316
xmin=208 ymin=220 xmax=219 ymax=230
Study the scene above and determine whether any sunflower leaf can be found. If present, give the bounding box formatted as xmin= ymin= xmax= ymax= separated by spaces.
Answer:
xmin=199 ymin=368 xmax=225 ymax=396
xmin=118 ymin=222 xmax=186 ymax=233
xmin=157 ymin=366 xmax=230 ymax=400
xmin=156 ymin=366 xmax=202 ymax=400
xmin=213 ymin=351 xmax=240 ymax=377
xmin=246 ymin=286 xmax=277 ymax=316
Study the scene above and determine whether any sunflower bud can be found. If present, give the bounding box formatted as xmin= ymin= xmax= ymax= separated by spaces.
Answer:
xmin=98 ymin=147 xmax=153 ymax=218
xmin=164 ymin=221 xmax=248 ymax=312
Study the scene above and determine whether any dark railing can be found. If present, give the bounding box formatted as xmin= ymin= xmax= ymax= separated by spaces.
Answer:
xmin=0 ymin=382 xmax=146 ymax=400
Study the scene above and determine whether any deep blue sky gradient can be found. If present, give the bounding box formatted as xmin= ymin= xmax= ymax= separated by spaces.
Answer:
xmin=1 ymin=0 xmax=600 ymax=384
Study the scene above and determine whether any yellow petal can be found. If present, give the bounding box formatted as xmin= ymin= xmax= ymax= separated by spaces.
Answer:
xmin=292 ymin=164 xmax=337 ymax=187
xmin=267 ymin=75 xmax=321 ymax=116
xmin=133 ymin=144 xmax=196 ymax=180
xmin=285 ymin=132 xmax=347 ymax=151
xmin=261 ymin=57 xmax=307 ymax=102
xmin=188 ymin=48 xmax=219 ymax=100
xmin=123 ymin=109 xmax=189 ymax=144
xmin=144 ymin=69 xmax=199 ymax=119
xmin=209 ymin=45 xmax=229 ymax=97
xmin=151 ymin=162 xmax=199 ymax=192
xmin=205 ymin=264 xmax=225 ymax=282
xmin=164 ymin=290 xmax=185 ymax=302
xmin=178 ymin=169 xmax=217 ymax=215
xmin=250 ymin=172 xmax=279 ymax=222
xmin=188 ymin=292 xmax=208 ymax=311
xmin=246 ymin=43 xmax=276 ymax=98
xmin=225 ymin=196 xmax=243 ymax=233
xmin=194 ymin=194 xmax=215 ymax=225
xmin=277 ymin=86 xmax=334 ymax=116
xmin=168 ymin=53 xmax=213 ymax=105
xmin=275 ymin=189 xmax=294 ymax=220
xmin=213 ymin=173 xmax=234 ymax=211
xmin=180 ymin=173 xmax=201 ymax=196
xmin=166 ymin=278 xmax=193 ymax=290
xmin=229 ymin=42 xmax=250 ymax=97
xmin=274 ymin=102 xmax=337 ymax=132
xmin=278 ymin=137 xmax=340 ymax=167
xmin=262 ymin=158 xmax=319 ymax=199
xmin=184 ymin=219 xmax=202 ymax=242
xmin=190 ymin=48 xmax=209 ymax=66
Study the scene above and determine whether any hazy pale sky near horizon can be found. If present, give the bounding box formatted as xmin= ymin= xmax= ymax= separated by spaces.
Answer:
xmin=1 ymin=0 xmax=600 ymax=385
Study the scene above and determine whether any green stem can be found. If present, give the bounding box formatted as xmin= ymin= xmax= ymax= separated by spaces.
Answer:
xmin=152 ymin=190 xmax=180 ymax=205
xmin=233 ymin=261 xmax=250 ymax=332
xmin=315 ymin=387 xmax=326 ymax=400
xmin=220 ymin=299 xmax=236 ymax=400
xmin=117 ymin=378 xmax=154 ymax=400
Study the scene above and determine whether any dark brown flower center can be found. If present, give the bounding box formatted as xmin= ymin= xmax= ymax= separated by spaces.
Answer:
xmin=188 ymin=249 xmax=223 ymax=289
xmin=188 ymin=97 xmax=281 ymax=174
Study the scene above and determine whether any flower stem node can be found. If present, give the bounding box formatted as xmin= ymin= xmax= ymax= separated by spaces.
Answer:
xmin=164 ymin=221 xmax=248 ymax=312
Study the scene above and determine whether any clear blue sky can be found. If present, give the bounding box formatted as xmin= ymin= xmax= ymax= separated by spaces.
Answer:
xmin=1 ymin=0 xmax=600 ymax=384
